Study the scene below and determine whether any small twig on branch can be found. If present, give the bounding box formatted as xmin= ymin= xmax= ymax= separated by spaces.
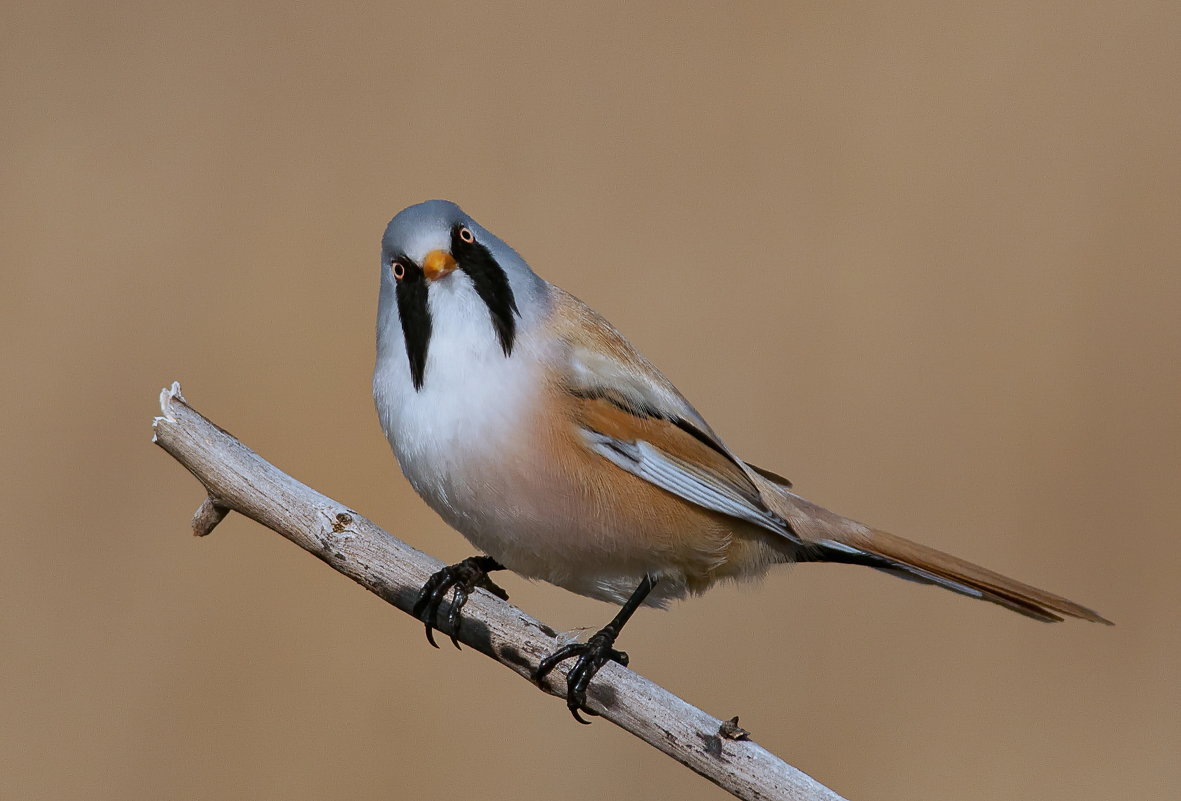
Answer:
xmin=152 ymin=382 xmax=848 ymax=801
xmin=192 ymin=496 xmax=229 ymax=537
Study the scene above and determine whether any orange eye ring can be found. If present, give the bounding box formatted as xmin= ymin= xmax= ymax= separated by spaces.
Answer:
xmin=458 ymin=226 xmax=475 ymax=244
xmin=391 ymin=260 xmax=405 ymax=280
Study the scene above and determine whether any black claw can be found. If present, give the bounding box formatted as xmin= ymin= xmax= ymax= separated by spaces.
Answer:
xmin=448 ymin=584 xmax=469 ymax=650
xmin=534 ymin=643 xmax=581 ymax=682
xmin=424 ymin=579 xmax=455 ymax=647
xmin=411 ymin=556 xmax=506 ymax=650
xmin=531 ymin=574 xmax=657 ymax=724
xmin=534 ymin=629 xmax=629 ymax=723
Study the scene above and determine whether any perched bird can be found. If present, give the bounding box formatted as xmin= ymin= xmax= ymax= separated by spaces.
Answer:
xmin=373 ymin=199 xmax=1110 ymax=723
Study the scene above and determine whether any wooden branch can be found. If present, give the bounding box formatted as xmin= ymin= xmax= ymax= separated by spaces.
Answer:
xmin=152 ymin=382 xmax=848 ymax=801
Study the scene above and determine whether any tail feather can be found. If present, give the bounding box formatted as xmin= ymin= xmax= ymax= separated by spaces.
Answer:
xmin=811 ymin=528 xmax=1111 ymax=624
xmin=742 ymin=472 xmax=1111 ymax=624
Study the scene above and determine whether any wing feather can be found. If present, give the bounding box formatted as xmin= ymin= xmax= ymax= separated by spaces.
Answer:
xmin=547 ymin=289 xmax=799 ymax=542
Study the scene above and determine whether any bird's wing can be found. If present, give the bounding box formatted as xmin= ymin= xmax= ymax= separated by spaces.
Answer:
xmin=547 ymin=289 xmax=800 ymax=541
xmin=543 ymin=290 xmax=1112 ymax=623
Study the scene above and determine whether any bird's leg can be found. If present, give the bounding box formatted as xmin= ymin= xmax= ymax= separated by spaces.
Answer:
xmin=534 ymin=574 xmax=657 ymax=724
xmin=412 ymin=555 xmax=508 ymax=649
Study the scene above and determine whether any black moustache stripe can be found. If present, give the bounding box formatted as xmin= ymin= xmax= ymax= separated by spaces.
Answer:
xmin=394 ymin=255 xmax=431 ymax=391
xmin=452 ymin=226 xmax=519 ymax=356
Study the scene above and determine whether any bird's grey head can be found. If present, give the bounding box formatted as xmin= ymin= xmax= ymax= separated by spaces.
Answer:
xmin=377 ymin=200 xmax=545 ymax=391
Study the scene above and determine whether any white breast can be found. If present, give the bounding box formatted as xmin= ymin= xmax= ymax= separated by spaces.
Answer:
xmin=373 ymin=274 xmax=547 ymax=548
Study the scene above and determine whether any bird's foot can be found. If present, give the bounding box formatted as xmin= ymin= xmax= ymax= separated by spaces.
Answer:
xmin=534 ymin=627 xmax=629 ymax=724
xmin=412 ymin=556 xmax=507 ymax=649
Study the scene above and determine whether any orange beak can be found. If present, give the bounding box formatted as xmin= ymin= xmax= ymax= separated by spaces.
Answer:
xmin=423 ymin=249 xmax=458 ymax=281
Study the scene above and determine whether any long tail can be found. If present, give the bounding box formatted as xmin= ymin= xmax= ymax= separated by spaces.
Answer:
xmin=802 ymin=527 xmax=1112 ymax=624
xmin=743 ymin=470 xmax=1111 ymax=624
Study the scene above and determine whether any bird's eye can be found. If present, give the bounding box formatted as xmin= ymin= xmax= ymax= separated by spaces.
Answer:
xmin=391 ymin=260 xmax=405 ymax=280
xmin=458 ymin=226 xmax=475 ymax=244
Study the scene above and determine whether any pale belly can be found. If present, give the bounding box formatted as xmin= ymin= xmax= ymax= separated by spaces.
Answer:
xmin=393 ymin=417 xmax=667 ymax=604
xmin=375 ymin=329 xmax=626 ymax=595
xmin=374 ymin=292 xmax=783 ymax=607
xmin=385 ymin=380 xmax=782 ymax=607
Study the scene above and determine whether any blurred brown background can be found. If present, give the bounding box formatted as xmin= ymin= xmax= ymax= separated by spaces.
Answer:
xmin=3 ymin=3 xmax=1178 ymax=800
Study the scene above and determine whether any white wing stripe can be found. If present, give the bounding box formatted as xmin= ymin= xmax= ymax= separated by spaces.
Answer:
xmin=581 ymin=428 xmax=794 ymax=539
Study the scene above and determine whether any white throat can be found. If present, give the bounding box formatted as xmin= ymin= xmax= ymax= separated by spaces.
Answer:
xmin=373 ymin=271 xmax=547 ymax=514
